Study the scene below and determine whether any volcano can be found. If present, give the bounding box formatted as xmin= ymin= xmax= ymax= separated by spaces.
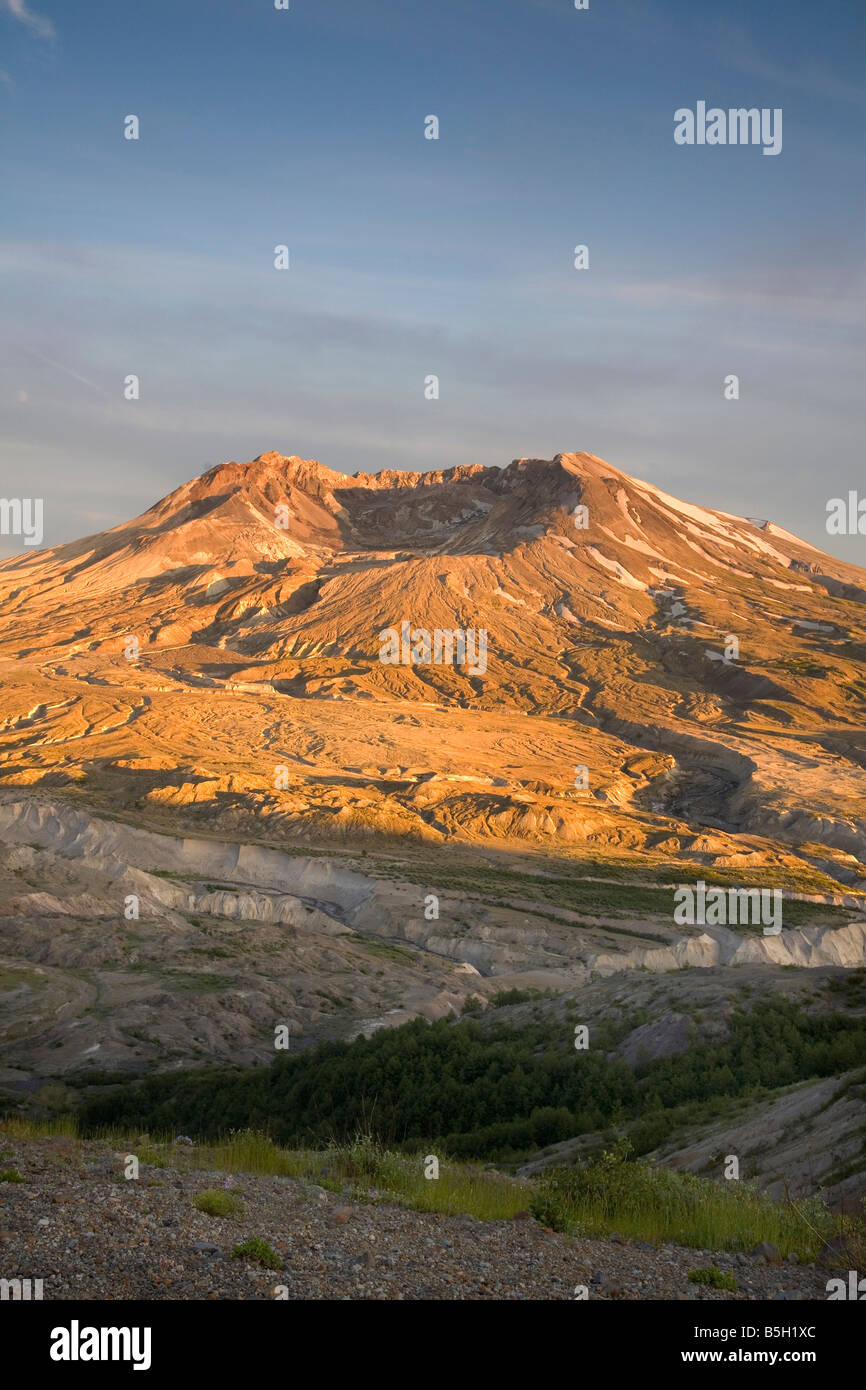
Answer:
xmin=0 ymin=449 xmax=863 ymax=874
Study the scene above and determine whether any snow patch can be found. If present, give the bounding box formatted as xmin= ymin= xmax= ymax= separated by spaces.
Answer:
xmin=586 ymin=547 xmax=648 ymax=591
xmin=597 ymin=523 xmax=660 ymax=558
xmin=631 ymin=476 xmax=736 ymax=533
xmin=554 ymin=600 xmax=581 ymax=623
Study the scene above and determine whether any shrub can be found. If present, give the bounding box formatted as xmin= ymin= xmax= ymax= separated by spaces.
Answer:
xmin=327 ymin=1133 xmax=409 ymax=1191
xmin=688 ymin=1266 xmax=737 ymax=1291
xmin=231 ymin=1237 xmax=281 ymax=1270
xmin=192 ymin=1188 xmax=243 ymax=1217
xmin=490 ymin=988 xmax=552 ymax=1007
xmin=529 ymin=1143 xmax=835 ymax=1258
xmin=78 ymin=1000 xmax=866 ymax=1164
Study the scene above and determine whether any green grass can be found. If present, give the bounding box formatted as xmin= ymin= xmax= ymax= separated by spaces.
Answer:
xmin=139 ymin=1130 xmax=530 ymax=1222
xmin=529 ymin=1143 xmax=845 ymax=1261
xmin=364 ymin=847 xmax=854 ymax=908
xmin=0 ymin=966 xmax=47 ymax=991
xmin=0 ymin=1120 xmax=529 ymax=1221
xmin=0 ymin=1167 xmax=26 ymax=1183
xmin=231 ymin=1237 xmax=281 ymax=1270
xmin=768 ymin=657 xmax=829 ymax=679
xmin=1 ymin=1113 xmax=79 ymax=1140
xmin=688 ymin=1266 xmax=737 ymax=1291
xmin=354 ymin=936 xmax=414 ymax=962
xmin=322 ymin=1134 xmax=530 ymax=1220
xmin=192 ymin=1188 xmax=244 ymax=1217
xmin=2 ymin=1118 xmax=862 ymax=1259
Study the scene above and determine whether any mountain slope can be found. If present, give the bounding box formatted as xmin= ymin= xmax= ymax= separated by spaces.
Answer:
xmin=0 ymin=450 xmax=863 ymax=882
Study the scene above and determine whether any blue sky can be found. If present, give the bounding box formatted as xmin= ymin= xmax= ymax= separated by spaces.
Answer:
xmin=1 ymin=0 xmax=864 ymax=558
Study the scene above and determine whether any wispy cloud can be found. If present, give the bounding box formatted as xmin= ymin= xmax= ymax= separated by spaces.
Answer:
xmin=26 ymin=348 xmax=105 ymax=394
xmin=610 ymin=4 xmax=865 ymax=110
xmin=711 ymin=20 xmax=865 ymax=108
xmin=2 ymin=0 xmax=55 ymax=41
xmin=606 ymin=272 xmax=864 ymax=326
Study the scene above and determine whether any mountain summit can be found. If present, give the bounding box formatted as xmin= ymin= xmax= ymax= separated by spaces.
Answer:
xmin=0 ymin=450 xmax=864 ymax=870
xmin=0 ymin=449 xmax=861 ymax=667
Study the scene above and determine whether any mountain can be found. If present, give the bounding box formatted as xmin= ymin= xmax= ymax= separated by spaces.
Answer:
xmin=0 ymin=449 xmax=864 ymax=875
xmin=2 ymin=450 xmax=865 ymax=1203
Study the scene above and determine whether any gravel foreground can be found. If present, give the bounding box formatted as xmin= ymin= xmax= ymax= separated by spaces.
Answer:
xmin=0 ymin=1136 xmax=841 ymax=1302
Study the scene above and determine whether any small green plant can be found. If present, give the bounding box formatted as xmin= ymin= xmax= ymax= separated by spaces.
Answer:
xmin=193 ymin=1188 xmax=243 ymax=1217
xmin=231 ymin=1237 xmax=281 ymax=1270
xmin=688 ymin=1266 xmax=737 ymax=1291
xmin=330 ymin=1132 xmax=396 ymax=1186
xmin=0 ymin=1167 xmax=25 ymax=1183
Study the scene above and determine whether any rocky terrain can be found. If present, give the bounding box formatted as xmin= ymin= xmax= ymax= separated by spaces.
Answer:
xmin=519 ymin=1062 xmax=866 ymax=1212
xmin=0 ymin=450 xmax=863 ymax=1213
xmin=0 ymin=795 xmax=863 ymax=1085
xmin=0 ymin=1133 xmax=846 ymax=1302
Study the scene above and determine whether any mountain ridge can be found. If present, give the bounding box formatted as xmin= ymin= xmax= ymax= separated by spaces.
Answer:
xmin=0 ymin=448 xmax=862 ymax=883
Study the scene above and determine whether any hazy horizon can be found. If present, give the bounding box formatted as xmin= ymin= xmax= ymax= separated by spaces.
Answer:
xmin=1 ymin=0 xmax=864 ymax=562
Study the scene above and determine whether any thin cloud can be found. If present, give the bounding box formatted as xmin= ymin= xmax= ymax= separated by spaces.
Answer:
xmin=2 ymin=0 xmax=55 ymax=40
xmin=27 ymin=349 xmax=105 ymax=394
xmin=611 ymin=6 xmax=865 ymax=110
xmin=712 ymin=20 xmax=865 ymax=108
xmin=608 ymin=274 xmax=863 ymax=325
